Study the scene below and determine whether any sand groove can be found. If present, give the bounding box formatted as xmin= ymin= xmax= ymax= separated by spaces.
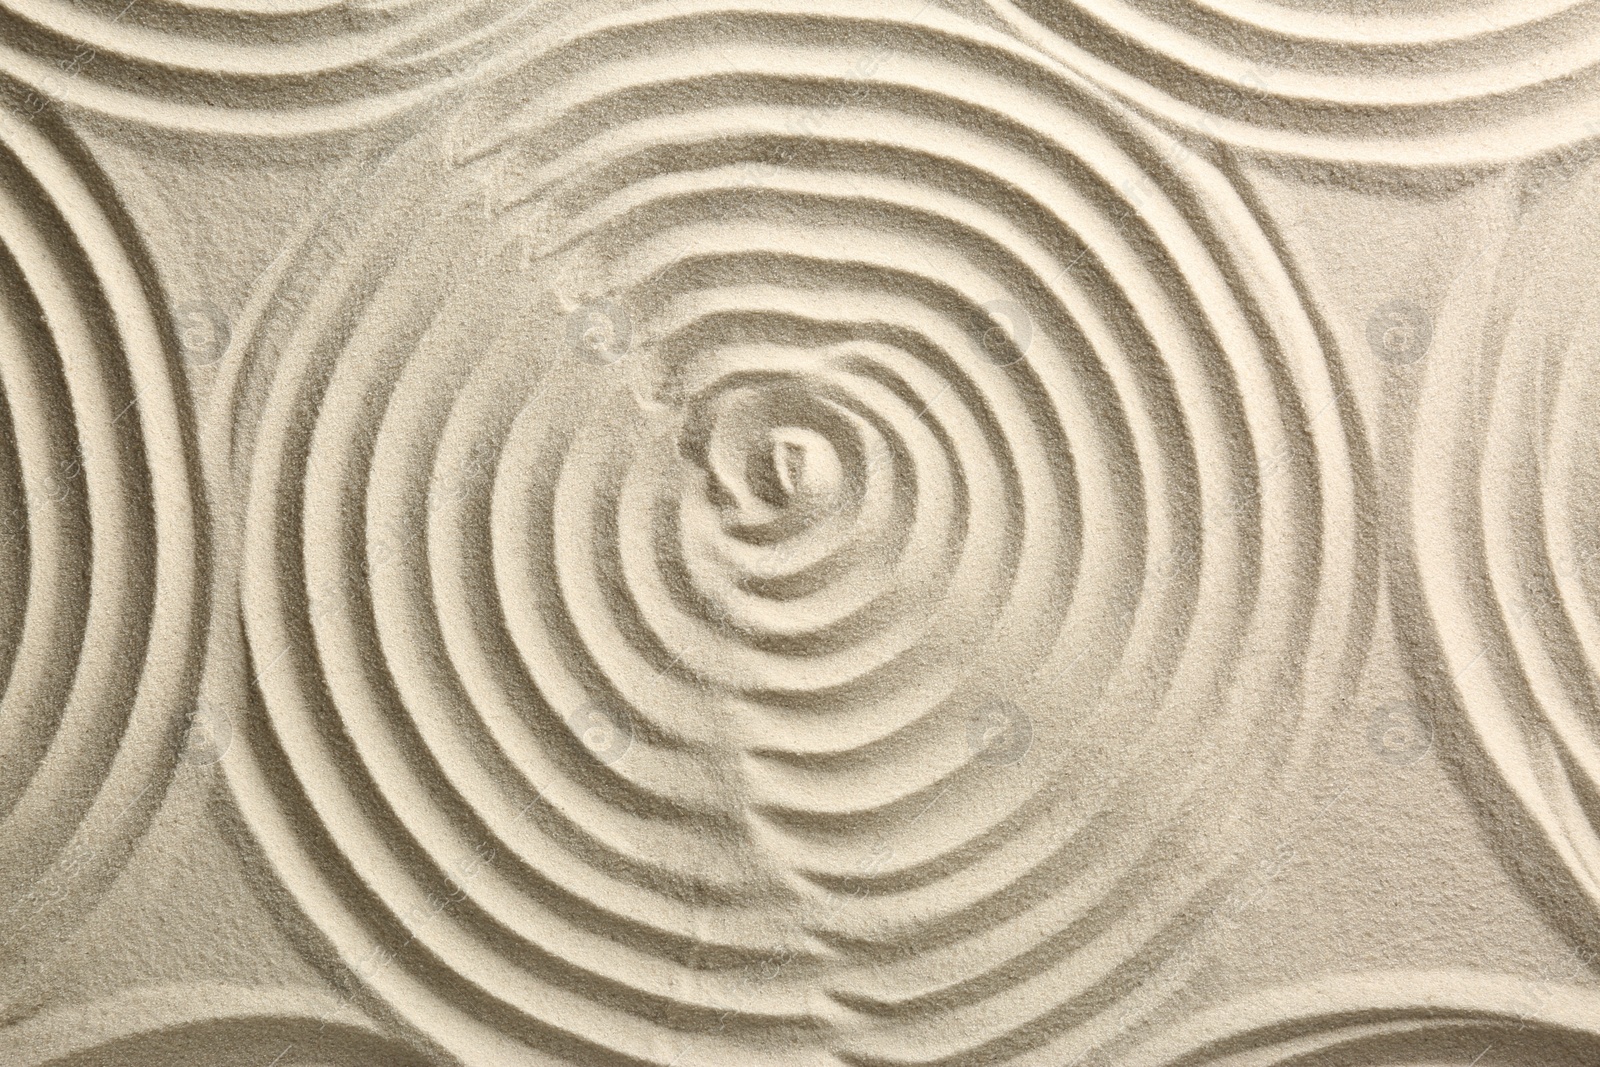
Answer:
xmin=0 ymin=983 xmax=441 ymax=1066
xmin=986 ymin=0 xmax=1600 ymax=167
xmin=201 ymin=3 xmax=1366 ymax=1063
xmin=3 ymin=1 xmax=1597 ymax=1062
xmin=1120 ymin=971 xmax=1600 ymax=1067
xmin=1409 ymin=169 xmax=1600 ymax=943
xmin=0 ymin=0 xmax=560 ymax=134
xmin=0 ymin=108 xmax=201 ymax=964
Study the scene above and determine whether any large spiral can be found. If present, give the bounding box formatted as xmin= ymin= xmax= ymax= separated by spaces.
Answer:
xmin=219 ymin=3 xmax=1367 ymax=1063
xmin=0 ymin=110 xmax=200 ymax=966
xmin=987 ymin=0 xmax=1600 ymax=168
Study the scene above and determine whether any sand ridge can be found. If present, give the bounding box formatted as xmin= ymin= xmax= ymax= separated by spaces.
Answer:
xmin=1407 ymin=166 xmax=1600 ymax=948
xmin=203 ymin=5 xmax=1364 ymax=1062
xmin=0 ymin=105 xmax=201 ymax=980
xmin=988 ymin=0 xmax=1600 ymax=167
xmin=0 ymin=0 xmax=1598 ymax=1065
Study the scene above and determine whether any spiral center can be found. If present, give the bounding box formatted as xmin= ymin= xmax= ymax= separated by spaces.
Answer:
xmin=756 ymin=427 xmax=841 ymax=507
xmin=677 ymin=375 xmax=866 ymax=541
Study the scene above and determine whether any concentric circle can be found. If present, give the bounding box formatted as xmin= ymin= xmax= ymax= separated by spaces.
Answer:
xmin=0 ymin=0 xmax=569 ymax=135
xmin=987 ymin=0 xmax=1600 ymax=168
xmin=0 ymin=110 xmax=200 ymax=957
xmin=0 ymin=984 xmax=443 ymax=1067
xmin=1410 ymin=167 xmax=1600 ymax=942
xmin=221 ymin=3 xmax=1365 ymax=1062
xmin=1120 ymin=971 xmax=1600 ymax=1067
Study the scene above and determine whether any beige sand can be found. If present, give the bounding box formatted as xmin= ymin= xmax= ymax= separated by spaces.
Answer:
xmin=2 ymin=1 xmax=1600 ymax=1064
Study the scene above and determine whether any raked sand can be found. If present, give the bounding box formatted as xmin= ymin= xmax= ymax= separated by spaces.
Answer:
xmin=3 ymin=2 xmax=1600 ymax=1064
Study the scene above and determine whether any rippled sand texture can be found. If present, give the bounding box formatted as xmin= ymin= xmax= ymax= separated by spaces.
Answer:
xmin=1409 ymin=167 xmax=1600 ymax=945
xmin=210 ymin=8 xmax=1367 ymax=1062
xmin=0 ymin=0 xmax=561 ymax=134
xmin=989 ymin=0 xmax=1600 ymax=167
xmin=5 ymin=0 xmax=1600 ymax=1065
xmin=0 ymin=108 xmax=200 ymax=977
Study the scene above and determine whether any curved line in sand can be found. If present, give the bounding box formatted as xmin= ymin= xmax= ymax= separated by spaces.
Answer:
xmin=0 ymin=983 xmax=445 ymax=1067
xmin=214 ymin=5 xmax=1368 ymax=1062
xmin=0 ymin=107 xmax=200 ymax=961
xmin=1119 ymin=970 xmax=1600 ymax=1067
xmin=0 ymin=0 xmax=556 ymax=136
xmin=986 ymin=0 xmax=1600 ymax=168
xmin=8 ymin=0 xmax=1600 ymax=165
xmin=1409 ymin=168 xmax=1600 ymax=944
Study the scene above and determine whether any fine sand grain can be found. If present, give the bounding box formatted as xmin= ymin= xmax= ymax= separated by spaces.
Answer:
xmin=1 ymin=1 xmax=1598 ymax=1065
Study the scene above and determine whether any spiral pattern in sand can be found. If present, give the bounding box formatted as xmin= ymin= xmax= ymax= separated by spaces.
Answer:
xmin=0 ymin=984 xmax=443 ymax=1067
xmin=1411 ymin=169 xmax=1600 ymax=939
xmin=0 ymin=0 xmax=572 ymax=135
xmin=222 ymin=4 xmax=1365 ymax=1063
xmin=0 ymin=110 xmax=200 ymax=954
xmin=987 ymin=0 xmax=1600 ymax=168
xmin=1120 ymin=971 xmax=1600 ymax=1067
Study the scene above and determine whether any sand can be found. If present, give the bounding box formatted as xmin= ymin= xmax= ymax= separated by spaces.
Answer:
xmin=2 ymin=1 xmax=1600 ymax=1064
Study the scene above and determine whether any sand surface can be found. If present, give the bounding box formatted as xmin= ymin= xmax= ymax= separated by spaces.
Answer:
xmin=3 ymin=1 xmax=1600 ymax=1064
